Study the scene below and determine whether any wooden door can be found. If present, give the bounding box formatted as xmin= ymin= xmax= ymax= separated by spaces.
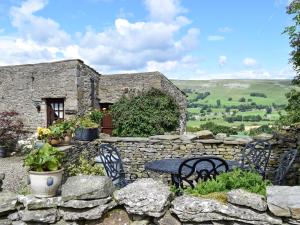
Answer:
xmin=100 ymin=103 xmax=113 ymax=135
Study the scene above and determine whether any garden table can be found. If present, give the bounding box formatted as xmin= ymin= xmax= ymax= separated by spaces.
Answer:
xmin=144 ymin=158 xmax=238 ymax=188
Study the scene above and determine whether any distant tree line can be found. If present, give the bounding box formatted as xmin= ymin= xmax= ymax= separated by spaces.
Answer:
xmin=250 ymin=92 xmax=267 ymax=98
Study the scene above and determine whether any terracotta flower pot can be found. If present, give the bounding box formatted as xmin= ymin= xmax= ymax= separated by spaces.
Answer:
xmin=49 ymin=138 xmax=61 ymax=146
xmin=63 ymin=134 xmax=72 ymax=145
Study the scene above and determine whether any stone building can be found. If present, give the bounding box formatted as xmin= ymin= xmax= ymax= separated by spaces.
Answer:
xmin=98 ymin=72 xmax=187 ymax=133
xmin=0 ymin=59 xmax=187 ymax=133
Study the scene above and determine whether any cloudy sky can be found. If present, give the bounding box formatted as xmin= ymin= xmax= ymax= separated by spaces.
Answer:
xmin=0 ymin=0 xmax=295 ymax=79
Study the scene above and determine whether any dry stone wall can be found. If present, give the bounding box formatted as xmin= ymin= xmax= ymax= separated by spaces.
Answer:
xmin=63 ymin=128 xmax=300 ymax=185
xmin=0 ymin=177 xmax=299 ymax=225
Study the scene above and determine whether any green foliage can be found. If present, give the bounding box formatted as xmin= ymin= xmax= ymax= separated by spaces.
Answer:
xmin=284 ymin=0 xmax=300 ymax=83
xmin=48 ymin=125 xmax=64 ymax=139
xmin=24 ymin=143 xmax=64 ymax=172
xmin=281 ymin=1 xmax=300 ymax=125
xmin=68 ymin=152 xmax=105 ymax=176
xmin=199 ymin=122 xmax=242 ymax=135
xmin=184 ymin=169 xmax=271 ymax=197
xmin=76 ymin=116 xmax=99 ymax=128
xmin=111 ymin=88 xmax=180 ymax=137
xmin=280 ymin=89 xmax=300 ymax=124
xmin=249 ymin=125 xmax=274 ymax=136
xmin=89 ymin=110 xmax=104 ymax=124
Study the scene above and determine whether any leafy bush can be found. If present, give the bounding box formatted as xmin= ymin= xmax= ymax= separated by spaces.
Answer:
xmin=68 ymin=153 xmax=105 ymax=176
xmin=199 ymin=122 xmax=240 ymax=135
xmin=24 ymin=143 xmax=64 ymax=172
xmin=89 ymin=110 xmax=104 ymax=124
xmin=111 ymin=88 xmax=180 ymax=137
xmin=0 ymin=111 xmax=25 ymax=147
xmin=250 ymin=92 xmax=267 ymax=98
xmin=184 ymin=169 xmax=271 ymax=197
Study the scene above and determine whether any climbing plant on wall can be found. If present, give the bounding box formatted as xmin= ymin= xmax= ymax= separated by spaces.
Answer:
xmin=111 ymin=88 xmax=180 ymax=137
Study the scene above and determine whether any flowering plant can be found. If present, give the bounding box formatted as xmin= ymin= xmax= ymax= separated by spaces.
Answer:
xmin=37 ymin=127 xmax=51 ymax=140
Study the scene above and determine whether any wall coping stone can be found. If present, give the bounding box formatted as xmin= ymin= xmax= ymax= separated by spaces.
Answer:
xmin=149 ymin=135 xmax=181 ymax=140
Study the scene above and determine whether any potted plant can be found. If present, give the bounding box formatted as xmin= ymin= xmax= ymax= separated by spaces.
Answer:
xmin=36 ymin=127 xmax=51 ymax=148
xmin=0 ymin=111 xmax=25 ymax=158
xmin=53 ymin=120 xmax=75 ymax=145
xmin=24 ymin=143 xmax=64 ymax=197
xmin=75 ymin=116 xmax=99 ymax=141
xmin=48 ymin=125 xmax=64 ymax=146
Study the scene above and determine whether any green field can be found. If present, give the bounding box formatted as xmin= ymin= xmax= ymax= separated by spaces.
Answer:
xmin=172 ymin=79 xmax=293 ymax=129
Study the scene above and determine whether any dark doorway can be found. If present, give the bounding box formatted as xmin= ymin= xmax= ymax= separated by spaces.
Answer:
xmin=100 ymin=103 xmax=113 ymax=135
xmin=46 ymin=98 xmax=64 ymax=127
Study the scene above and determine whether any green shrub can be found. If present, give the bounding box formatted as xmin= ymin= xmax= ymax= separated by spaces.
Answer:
xmin=184 ymin=169 xmax=271 ymax=197
xmin=111 ymin=88 xmax=180 ymax=137
xmin=89 ymin=110 xmax=104 ymax=124
xmin=68 ymin=152 xmax=105 ymax=176
xmin=199 ymin=122 xmax=240 ymax=135
xmin=24 ymin=143 xmax=64 ymax=172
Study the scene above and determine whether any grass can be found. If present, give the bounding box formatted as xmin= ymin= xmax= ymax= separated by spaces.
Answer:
xmin=172 ymin=79 xmax=293 ymax=128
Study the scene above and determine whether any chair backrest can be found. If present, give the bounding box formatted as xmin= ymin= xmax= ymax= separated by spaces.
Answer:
xmin=240 ymin=140 xmax=272 ymax=177
xmin=98 ymin=144 xmax=126 ymax=185
xmin=178 ymin=156 xmax=229 ymax=189
xmin=274 ymin=149 xmax=298 ymax=185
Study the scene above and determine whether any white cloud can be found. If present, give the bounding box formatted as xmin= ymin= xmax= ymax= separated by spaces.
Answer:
xmin=144 ymin=0 xmax=186 ymax=23
xmin=218 ymin=26 xmax=233 ymax=33
xmin=218 ymin=55 xmax=227 ymax=66
xmin=207 ymin=35 xmax=225 ymax=41
xmin=243 ymin=57 xmax=258 ymax=67
xmin=10 ymin=0 xmax=70 ymax=47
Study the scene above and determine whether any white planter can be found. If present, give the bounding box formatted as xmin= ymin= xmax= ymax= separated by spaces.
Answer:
xmin=29 ymin=169 xmax=64 ymax=197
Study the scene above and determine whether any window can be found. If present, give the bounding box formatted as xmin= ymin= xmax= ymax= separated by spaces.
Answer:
xmin=46 ymin=98 xmax=64 ymax=126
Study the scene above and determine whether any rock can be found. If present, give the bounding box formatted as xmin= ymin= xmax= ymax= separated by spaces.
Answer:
xmin=0 ymin=217 xmax=12 ymax=225
xmin=149 ymin=135 xmax=180 ymax=140
xmin=155 ymin=211 xmax=181 ymax=225
xmin=180 ymin=134 xmax=198 ymax=141
xmin=171 ymin=195 xmax=281 ymax=225
xmin=8 ymin=211 xmax=20 ymax=221
xmin=19 ymin=208 xmax=58 ymax=223
xmin=61 ymin=176 xmax=114 ymax=200
xmin=227 ymin=189 xmax=267 ymax=212
xmin=131 ymin=220 xmax=150 ymax=225
xmin=54 ymin=220 xmax=83 ymax=225
xmin=267 ymin=186 xmax=300 ymax=219
xmin=86 ymin=208 xmax=132 ymax=225
xmin=114 ymin=178 xmax=173 ymax=218
xmin=254 ymin=133 xmax=273 ymax=141
xmin=61 ymin=197 xmax=111 ymax=209
xmin=196 ymin=130 xmax=214 ymax=139
xmin=0 ymin=191 xmax=17 ymax=215
xmin=18 ymin=195 xmax=63 ymax=210
xmin=215 ymin=133 xmax=227 ymax=140
xmin=60 ymin=200 xmax=117 ymax=221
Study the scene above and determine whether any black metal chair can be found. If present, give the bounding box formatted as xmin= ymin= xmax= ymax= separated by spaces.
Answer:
xmin=240 ymin=140 xmax=272 ymax=178
xmin=177 ymin=156 xmax=229 ymax=189
xmin=272 ymin=149 xmax=298 ymax=185
xmin=97 ymin=144 xmax=137 ymax=188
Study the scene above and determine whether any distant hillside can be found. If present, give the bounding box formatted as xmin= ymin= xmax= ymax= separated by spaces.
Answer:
xmin=171 ymin=79 xmax=293 ymax=128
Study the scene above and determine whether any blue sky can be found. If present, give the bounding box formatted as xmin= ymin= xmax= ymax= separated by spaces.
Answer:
xmin=0 ymin=0 xmax=295 ymax=79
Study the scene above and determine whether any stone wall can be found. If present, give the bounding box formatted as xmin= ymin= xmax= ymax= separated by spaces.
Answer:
xmin=98 ymin=71 xmax=187 ymax=133
xmin=63 ymin=129 xmax=300 ymax=185
xmin=0 ymin=59 xmax=100 ymax=131
xmin=1 ymin=177 xmax=299 ymax=225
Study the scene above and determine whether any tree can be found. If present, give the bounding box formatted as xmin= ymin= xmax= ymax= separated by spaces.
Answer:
xmin=216 ymin=99 xmax=221 ymax=107
xmin=281 ymin=0 xmax=300 ymax=124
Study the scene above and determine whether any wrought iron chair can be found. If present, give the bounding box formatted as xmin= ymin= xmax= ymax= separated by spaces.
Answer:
xmin=177 ymin=156 xmax=229 ymax=189
xmin=97 ymin=144 xmax=137 ymax=188
xmin=271 ymin=149 xmax=298 ymax=185
xmin=240 ymin=140 xmax=272 ymax=178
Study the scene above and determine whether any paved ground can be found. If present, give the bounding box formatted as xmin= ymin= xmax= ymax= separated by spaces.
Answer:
xmin=0 ymin=156 xmax=28 ymax=193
